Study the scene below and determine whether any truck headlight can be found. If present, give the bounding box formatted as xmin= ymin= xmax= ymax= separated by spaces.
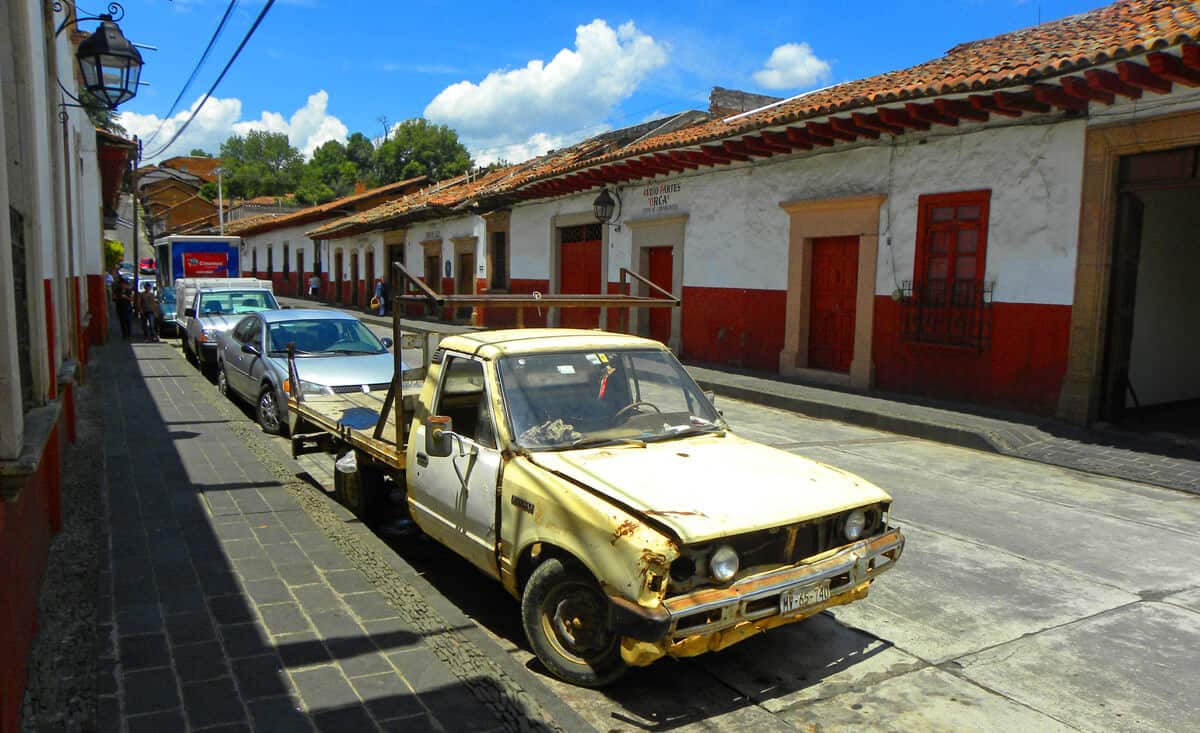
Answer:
xmin=199 ymin=328 xmax=218 ymax=342
xmin=843 ymin=509 xmax=867 ymax=541
xmin=709 ymin=545 xmax=739 ymax=582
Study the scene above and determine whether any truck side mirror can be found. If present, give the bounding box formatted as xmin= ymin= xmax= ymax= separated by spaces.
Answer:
xmin=426 ymin=415 xmax=454 ymax=458
xmin=185 ymin=307 xmax=195 ymax=318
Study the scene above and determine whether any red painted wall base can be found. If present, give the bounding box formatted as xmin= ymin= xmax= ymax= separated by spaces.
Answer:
xmin=0 ymin=420 xmax=64 ymax=733
xmin=680 ymin=286 xmax=787 ymax=372
xmin=872 ymin=297 xmax=1071 ymax=415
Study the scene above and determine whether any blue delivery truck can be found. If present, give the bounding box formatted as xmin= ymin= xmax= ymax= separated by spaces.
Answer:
xmin=156 ymin=235 xmax=243 ymax=287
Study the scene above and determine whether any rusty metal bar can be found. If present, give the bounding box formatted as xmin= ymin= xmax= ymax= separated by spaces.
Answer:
xmin=619 ymin=267 xmax=676 ymax=301
xmin=389 ymin=263 xmax=405 ymax=452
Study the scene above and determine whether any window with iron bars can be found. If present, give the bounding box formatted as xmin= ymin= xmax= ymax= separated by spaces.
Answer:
xmin=902 ymin=190 xmax=994 ymax=349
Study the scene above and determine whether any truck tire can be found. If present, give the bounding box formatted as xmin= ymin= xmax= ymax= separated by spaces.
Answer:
xmin=521 ymin=558 xmax=627 ymax=687
xmin=183 ymin=337 xmax=197 ymax=365
xmin=334 ymin=453 xmax=387 ymax=523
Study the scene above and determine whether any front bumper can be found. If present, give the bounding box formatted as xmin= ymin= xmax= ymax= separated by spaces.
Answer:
xmin=610 ymin=527 xmax=905 ymax=665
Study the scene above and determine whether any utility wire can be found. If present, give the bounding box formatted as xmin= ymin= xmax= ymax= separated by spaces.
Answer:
xmin=144 ymin=0 xmax=275 ymax=161
xmin=142 ymin=0 xmax=240 ymax=149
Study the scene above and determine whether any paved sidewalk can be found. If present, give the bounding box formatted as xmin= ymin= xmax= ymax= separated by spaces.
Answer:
xmin=689 ymin=364 xmax=1200 ymax=495
xmin=95 ymin=321 xmax=569 ymax=731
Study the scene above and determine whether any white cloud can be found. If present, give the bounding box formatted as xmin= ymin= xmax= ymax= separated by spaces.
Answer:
xmin=424 ymin=19 xmax=667 ymax=164
xmin=752 ymin=42 xmax=831 ymax=90
xmin=120 ymin=90 xmax=348 ymax=163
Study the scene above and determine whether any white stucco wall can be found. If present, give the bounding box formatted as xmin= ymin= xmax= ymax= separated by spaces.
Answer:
xmin=404 ymin=214 xmax=487 ymax=282
xmin=508 ymin=117 xmax=1087 ymax=305
xmin=244 ymin=222 xmax=323 ymax=276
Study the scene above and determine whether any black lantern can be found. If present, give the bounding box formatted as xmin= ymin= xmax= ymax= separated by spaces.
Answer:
xmin=75 ymin=14 xmax=143 ymax=109
xmin=593 ymin=188 xmax=617 ymax=223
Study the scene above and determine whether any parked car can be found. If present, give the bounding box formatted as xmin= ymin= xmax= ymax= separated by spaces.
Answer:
xmin=157 ymin=286 xmax=178 ymax=337
xmin=183 ymin=287 xmax=280 ymax=369
xmin=216 ymin=309 xmax=397 ymax=434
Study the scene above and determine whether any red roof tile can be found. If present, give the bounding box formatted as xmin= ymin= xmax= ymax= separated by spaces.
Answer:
xmin=224 ymin=176 xmax=427 ymax=237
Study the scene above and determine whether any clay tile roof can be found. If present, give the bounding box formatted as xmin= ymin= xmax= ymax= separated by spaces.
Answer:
xmin=222 ymin=212 xmax=288 ymax=235
xmin=160 ymin=156 xmax=223 ymax=182
xmin=500 ymin=0 xmax=1200 ymax=187
xmin=225 ymin=176 xmax=428 ymax=237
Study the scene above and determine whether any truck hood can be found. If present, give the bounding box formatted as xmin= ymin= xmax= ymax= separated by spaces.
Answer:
xmin=530 ymin=433 xmax=891 ymax=544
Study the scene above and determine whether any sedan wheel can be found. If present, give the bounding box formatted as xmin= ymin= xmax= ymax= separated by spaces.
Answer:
xmin=257 ymin=386 xmax=285 ymax=435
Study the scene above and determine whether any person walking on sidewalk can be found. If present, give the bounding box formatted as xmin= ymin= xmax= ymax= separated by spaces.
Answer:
xmin=114 ymin=278 xmax=134 ymax=339
xmin=371 ymin=278 xmax=385 ymax=316
xmin=136 ymin=283 xmax=160 ymax=342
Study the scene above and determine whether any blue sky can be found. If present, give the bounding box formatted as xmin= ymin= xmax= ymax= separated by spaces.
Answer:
xmin=114 ymin=0 xmax=1107 ymax=164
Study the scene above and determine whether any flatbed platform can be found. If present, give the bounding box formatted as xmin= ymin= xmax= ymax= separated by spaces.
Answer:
xmin=289 ymin=378 xmax=424 ymax=466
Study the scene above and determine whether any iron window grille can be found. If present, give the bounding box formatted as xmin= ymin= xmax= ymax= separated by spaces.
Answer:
xmin=900 ymin=279 xmax=994 ymax=350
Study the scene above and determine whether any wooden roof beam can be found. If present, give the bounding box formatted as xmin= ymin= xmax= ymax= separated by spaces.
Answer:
xmin=807 ymin=121 xmax=857 ymax=142
xmin=647 ymin=153 xmax=686 ymax=173
xmin=933 ymin=98 xmax=988 ymax=122
xmin=762 ymin=130 xmax=812 ymax=151
xmin=1147 ymin=52 xmax=1200 ymax=87
xmin=1032 ymin=84 xmax=1088 ymax=112
xmin=1086 ymin=68 xmax=1142 ymax=99
xmin=1060 ymin=75 xmax=1115 ymax=104
xmin=992 ymin=92 xmax=1050 ymax=114
xmin=1117 ymin=60 xmax=1172 ymax=94
xmin=1183 ymin=44 xmax=1200 ymax=70
xmin=700 ymin=144 xmax=741 ymax=162
xmin=851 ymin=112 xmax=904 ymax=136
xmin=741 ymin=135 xmax=788 ymax=155
xmin=906 ymin=102 xmax=958 ymax=126
xmin=969 ymin=94 xmax=1022 ymax=117
xmin=786 ymin=126 xmax=832 ymax=147
xmin=830 ymin=117 xmax=878 ymax=139
xmin=722 ymin=139 xmax=758 ymax=160
xmin=878 ymin=106 xmax=932 ymax=130
xmin=662 ymin=151 xmax=700 ymax=170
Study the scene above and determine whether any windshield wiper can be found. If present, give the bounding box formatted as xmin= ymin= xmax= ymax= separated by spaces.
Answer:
xmin=647 ymin=423 xmax=725 ymax=442
xmin=324 ymin=348 xmax=377 ymax=355
xmin=565 ymin=436 xmax=647 ymax=450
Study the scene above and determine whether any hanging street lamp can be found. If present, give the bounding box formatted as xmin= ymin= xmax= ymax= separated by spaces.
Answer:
xmin=54 ymin=2 xmax=144 ymax=112
xmin=592 ymin=188 xmax=619 ymax=224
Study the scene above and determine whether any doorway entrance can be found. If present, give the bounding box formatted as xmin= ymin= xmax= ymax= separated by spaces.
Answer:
xmin=296 ymin=250 xmax=305 ymax=297
xmin=807 ymin=235 xmax=859 ymax=373
xmin=365 ymin=252 xmax=375 ymax=310
xmin=349 ymin=252 xmax=359 ymax=307
xmin=333 ymin=250 xmax=343 ymax=304
xmin=645 ymin=246 xmax=673 ymax=344
xmin=456 ymin=250 xmax=475 ymax=322
xmin=559 ymin=223 xmax=602 ymax=328
xmin=1100 ymin=147 xmax=1200 ymax=435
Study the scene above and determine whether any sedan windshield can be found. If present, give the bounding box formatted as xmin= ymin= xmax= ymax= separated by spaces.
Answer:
xmin=199 ymin=290 xmax=278 ymax=316
xmin=267 ymin=318 xmax=384 ymax=355
xmin=498 ymin=349 xmax=722 ymax=449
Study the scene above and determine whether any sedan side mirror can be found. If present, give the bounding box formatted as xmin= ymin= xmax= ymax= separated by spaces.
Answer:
xmin=425 ymin=415 xmax=454 ymax=458
xmin=380 ymin=337 xmax=394 ymax=349
xmin=241 ymin=343 xmax=260 ymax=356
xmin=184 ymin=308 xmax=195 ymax=318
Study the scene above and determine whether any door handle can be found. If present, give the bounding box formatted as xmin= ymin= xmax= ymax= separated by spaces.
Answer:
xmin=416 ymin=452 xmax=428 ymax=467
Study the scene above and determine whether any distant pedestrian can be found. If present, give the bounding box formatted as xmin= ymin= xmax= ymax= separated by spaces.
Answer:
xmin=114 ymin=279 xmax=134 ymax=339
xmin=137 ymin=283 xmax=159 ymax=341
xmin=372 ymin=278 xmax=385 ymax=316
xmin=308 ymin=273 xmax=320 ymax=298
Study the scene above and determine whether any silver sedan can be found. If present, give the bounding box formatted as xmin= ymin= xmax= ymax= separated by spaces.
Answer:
xmin=216 ymin=309 xmax=399 ymax=434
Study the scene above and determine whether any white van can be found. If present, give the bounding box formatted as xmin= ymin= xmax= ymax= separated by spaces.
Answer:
xmin=175 ymin=278 xmax=274 ymax=333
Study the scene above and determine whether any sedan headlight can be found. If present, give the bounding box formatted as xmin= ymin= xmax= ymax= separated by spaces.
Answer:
xmin=296 ymin=380 xmax=333 ymax=397
xmin=709 ymin=545 xmax=739 ymax=583
xmin=843 ymin=508 xmax=867 ymax=541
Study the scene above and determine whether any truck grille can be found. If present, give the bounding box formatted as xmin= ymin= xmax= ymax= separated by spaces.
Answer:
xmin=667 ymin=505 xmax=886 ymax=595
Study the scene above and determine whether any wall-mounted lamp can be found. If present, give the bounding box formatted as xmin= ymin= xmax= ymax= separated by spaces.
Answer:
xmin=54 ymin=2 xmax=144 ymax=112
xmin=592 ymin=187 xmax=622 ymax=228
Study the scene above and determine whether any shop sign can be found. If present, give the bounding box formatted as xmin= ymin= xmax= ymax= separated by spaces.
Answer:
xmin=641 ymin=181 xmax=682 ymax=214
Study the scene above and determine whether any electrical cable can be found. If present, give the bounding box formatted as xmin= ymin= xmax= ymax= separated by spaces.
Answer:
xmin=142 ymin=0 xmax=240 ymax=148
xmin=143 ymin=0 xmax=275 ymax=161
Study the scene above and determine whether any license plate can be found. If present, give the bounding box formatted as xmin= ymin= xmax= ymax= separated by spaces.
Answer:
xmin=779 ymin=580 xmax=831 ymax=614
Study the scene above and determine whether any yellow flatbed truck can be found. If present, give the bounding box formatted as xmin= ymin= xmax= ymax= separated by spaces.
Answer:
xmin=286 ymin=264 xmax=904 ymax=687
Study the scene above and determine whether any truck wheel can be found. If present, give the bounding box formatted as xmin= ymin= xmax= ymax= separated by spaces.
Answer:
xmin=521 ymin=558 xmax=627 ymax=687
xmin=183 ymin=338 xmax=196 ymax=364
xmin=217 ymin=363 xmax=235 ymax=403
xmin=335 ymin=454 xmax=387 ymax=523
xmin=257 ymin=386 xmax=285 ymax=435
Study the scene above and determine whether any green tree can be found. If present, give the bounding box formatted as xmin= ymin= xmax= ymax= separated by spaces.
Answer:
xmin=217 ymin=130 xmax=303 ymax=199
xmin=188 ymin=148 xmax=214 ymax=157
xmin=295 ymin=139 xmax=360 ymax=204
xmin=104 ymin=239 xmax=124 ymax=271
xmin=372 ymin=119 xmax=471 ymax=184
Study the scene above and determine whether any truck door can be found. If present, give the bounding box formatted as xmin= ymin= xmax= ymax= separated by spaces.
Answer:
xmin=409 ymin=354 xmax=502 ymax=577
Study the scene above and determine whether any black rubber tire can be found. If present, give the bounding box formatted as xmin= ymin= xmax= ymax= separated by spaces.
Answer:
xmin=217 ymin=363 xmax=236 ymax=403
xmin=521 ymin=558 xmax=627 ymax=687
xmin=183 ymin=338 xmax=197 ymax=365
xmin=256 ymin=386 xmax=285 ymax=435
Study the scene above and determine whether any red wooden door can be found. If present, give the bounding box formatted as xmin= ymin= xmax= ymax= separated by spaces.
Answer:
xmin=646 ymin=246 xmax=673 ymax=344
xmin=808 ymin=236 xmax=859 ymax=373
xmin=559 ymin=224 xmax=602 ymax=328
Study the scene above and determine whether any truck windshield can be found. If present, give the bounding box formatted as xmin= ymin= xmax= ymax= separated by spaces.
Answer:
xmin=497 ymin=349 xmax=723 ymax=450
xmin=198 ymin=290 xmax=278 ymax=316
